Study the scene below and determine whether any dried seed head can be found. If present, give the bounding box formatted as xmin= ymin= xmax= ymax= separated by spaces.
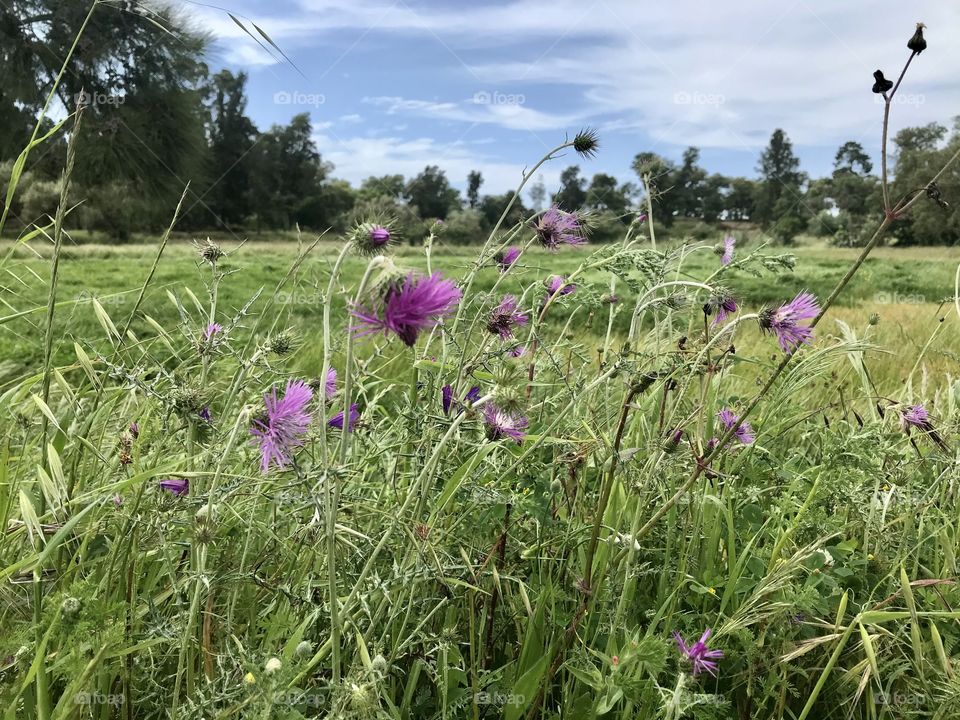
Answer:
xmin=194 ymin=238 xmax=224 ymax=265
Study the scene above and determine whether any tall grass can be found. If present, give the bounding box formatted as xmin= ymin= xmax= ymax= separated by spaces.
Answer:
xmin=2 ymin=13 xmax=960 ymax=720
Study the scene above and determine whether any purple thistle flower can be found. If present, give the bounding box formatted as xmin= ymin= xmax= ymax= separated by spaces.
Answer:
xmin=532 ymin=206 xmax=585 ymax=250
xmin=328 ymin=404 xmax=360 ymax=432
xmin=545 ymin=275 xmax=576 ymax=298
xmin=351 ymin=272 xmax=461 ymax=347
xmin=900 ymin=403 xmax=948 ymax=451
xmin=159 ymin=478 xmax=189 ymax=497
xmin=637 ymin=213 xmax=648 ymax=223
xmin=900 ymin=404 xmax=930 ymax=432
xmin=705 ymin=294 xmax=738 ymax=327
xmin=487 ymin=295 xmax=529 ymax=340
xmin=758 ymin=292 xmax=820 ymax=354
xmin=204 ymin=322 xmax=223 ymax=341
xmin=717 ymin=408 xmax=755 ymax=445
xmin=496 ymin=246 xmax=522 ymax=272
xmin=674 ymin=628 xmax=724 ymax=677
xmin=721 ymin=236 xmax=736 ymax=266
xmin=706 ymin=437 xmax=719 ymax=452
xmin=483 ymin=404 xmax=529 ymax=444
xmin=507 ymin=344 xmax=527 ymax=358
xmin=250 ymin=380 xmax=313 ymax=473
xmin=129 ymin=422 xmax=140 ymax=439
xmin=198 ymin=406 xmax=212 ymax=423
xmin=443 ymin=385 xmax=481 ymax=415
xmin=112 ymin=493 xmax=123 ymax=507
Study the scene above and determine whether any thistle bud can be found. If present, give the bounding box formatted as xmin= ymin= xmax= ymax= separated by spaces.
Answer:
xmin=907 ymin=23 xmax=927 ymax=54
xmin=61 ymin=597 xmax=81 ymax=619
xmin=265 ymin=657 xmax=282 ymax=675
xmin=868 ymin=312 xmax=880 ymax=326
xmin=295 ymin=641 xmax=313 ymax=658
xmin=350 ymin=220 xmax=396 ymax=256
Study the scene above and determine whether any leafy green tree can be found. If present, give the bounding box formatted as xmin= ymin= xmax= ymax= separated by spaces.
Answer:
xmin=359 ymin=174 xmax=405 ymax=202
xmin=479 ymin=193 xmax=528 ymax=230
xmin=890 ymin=121 xmax=959 ymax=245
xmin=585 ymin=173 xmax=632 ymax=216
xmin=466 ymin=170 xmax=483 ymax=209
xmin=725 ymin=177 xmax=757 ymax=220
xmin=554 ymin=166 xmax=587 ymax=211
xmin=248 ymin=113 xmax=329 ymax=230
xmin=631 ymin=151 xmax=678 ymax=224
xmin=404 ymin=166 xmax=460 ymax=220
xmin=1 ymin=3 xmax=210 ymax=200
xmin=205 ymin=70 xmax=257 ymax=227
xmin=754 ymin=129 xmax=806 ymax=233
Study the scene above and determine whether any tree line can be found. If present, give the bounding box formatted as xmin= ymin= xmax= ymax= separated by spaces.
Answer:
xmin=1 ymin=2 xmax=957 ymax=245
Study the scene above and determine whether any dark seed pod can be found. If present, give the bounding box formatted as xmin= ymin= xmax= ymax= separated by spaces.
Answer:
xmin=872 ymin=70 xmax=893 ymax=94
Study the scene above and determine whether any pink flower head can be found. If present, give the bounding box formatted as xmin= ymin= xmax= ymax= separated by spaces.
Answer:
xmin=545 ymin=275 xmax=575 ymax=298
xmin=351 ymin=272 xmax=461 ymax=347
xmin=250 ymin=380 xmax=313 ymax=473
xmin=900 ymin=403 xmax=948 ymax=450
xmin=496 ymin=246 xmax=522 ymax=272
xmin=532 ymin=206 xmax=585 ymax=250
xmin=721 ymin=236 xmax=736 ymax=266
xmin=159 ymin=478 xmax=189 ymax=497
xmin=204 ymin=322 xmax=223 ymax=341
xmin=328 ymin=404 xmax=360 ymax=432
xmin=705 ymin=294 xmax=738 ymax=327
xmin=759 ymin=292 xmax=820 ymax=353
xmin=717 ymin=408 xmax=755 ymax=445
xmin=483 ymin=404 xmax=529 ymax=444
xmin=487 ymin=295 xmax=529 ymax=339
xmin=674 ymin=628 xmax=724 ymax=677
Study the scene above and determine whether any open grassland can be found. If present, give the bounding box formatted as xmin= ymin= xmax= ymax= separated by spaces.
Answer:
xmin=2 ymin=238 xmax=958 ymax=394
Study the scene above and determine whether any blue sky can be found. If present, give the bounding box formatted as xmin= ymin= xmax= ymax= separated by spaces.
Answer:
xmin=182 ymin=0 xmax=960 ymax=194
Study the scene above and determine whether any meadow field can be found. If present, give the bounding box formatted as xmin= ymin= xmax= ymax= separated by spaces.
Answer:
xmin=3 ymin=236 xmax=958 ymax=391
xmin=4 ymin=220 xmax=960 ymax=719
xmin=4 ymin=7 xmax=960 ymax=720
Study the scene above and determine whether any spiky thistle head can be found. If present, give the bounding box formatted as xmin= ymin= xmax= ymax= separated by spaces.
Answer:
xmin=572 ymin=128 xmax=600 ymax=158
xmin=350 ymin=219 xmax=397 ymax=256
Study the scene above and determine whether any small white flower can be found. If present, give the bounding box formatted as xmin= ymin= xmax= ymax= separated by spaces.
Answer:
xmin=265 ymin=657 xmax=282 ymax=674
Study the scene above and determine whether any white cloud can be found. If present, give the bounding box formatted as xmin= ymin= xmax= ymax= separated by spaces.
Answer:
xmin=191 ymin=0 xmax=960 ymax=165
xmin=312 ymin=131 xmax=561 ymax=194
